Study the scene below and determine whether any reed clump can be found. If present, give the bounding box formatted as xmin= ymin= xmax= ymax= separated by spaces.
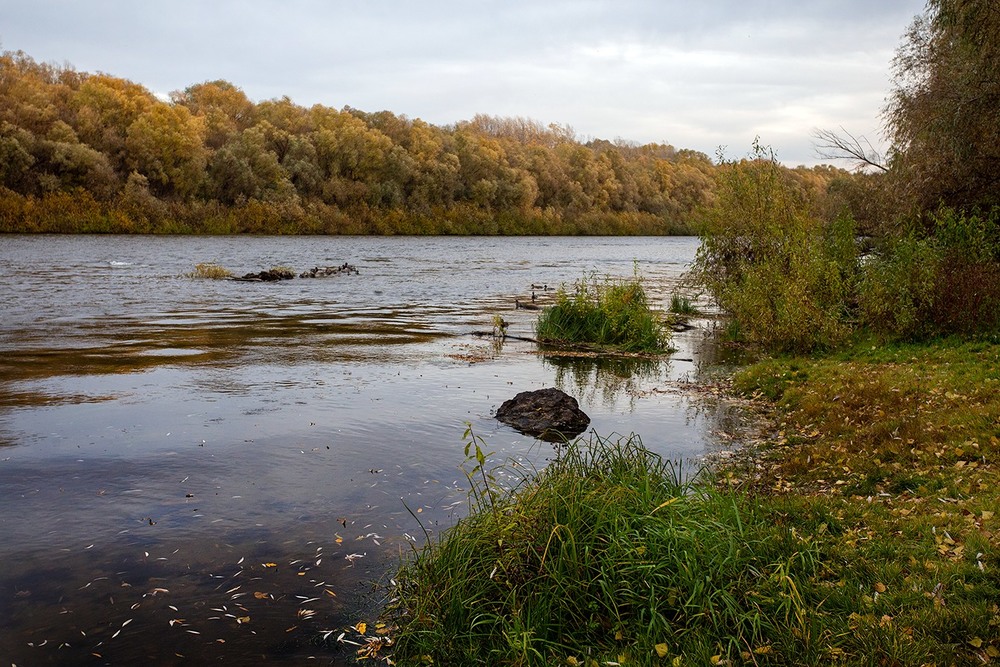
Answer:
xmin=535 ymin=274 xmax=670 ymax=353
xmin=186 ymin=262 xmax=233 ymax=279
xmin=668 ymin=294 xmax=699 ymax=316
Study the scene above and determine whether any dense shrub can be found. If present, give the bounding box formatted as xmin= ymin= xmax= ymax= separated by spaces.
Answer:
xmin=693 ymin=141 xmax=855 ymax=352
xmin=858 ymin=207 xmax=1000 ymax=338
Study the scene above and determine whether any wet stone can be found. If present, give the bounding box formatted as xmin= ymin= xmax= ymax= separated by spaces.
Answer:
xmin=495 ymin=387 xmax=590 ymax=442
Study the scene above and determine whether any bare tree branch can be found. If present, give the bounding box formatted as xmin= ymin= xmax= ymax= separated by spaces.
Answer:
xmin=811 ymin=127 xmax=889 ymax=173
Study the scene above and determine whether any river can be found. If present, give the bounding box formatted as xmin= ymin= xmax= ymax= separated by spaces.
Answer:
xmin=0 ymin=234 xmax=734 ymax=665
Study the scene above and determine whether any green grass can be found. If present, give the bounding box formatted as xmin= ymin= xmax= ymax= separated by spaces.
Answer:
xmin=535 ymin=274 xmax=670 ymax=353
xmin=668 ymin=294 xmax=699 ymax=316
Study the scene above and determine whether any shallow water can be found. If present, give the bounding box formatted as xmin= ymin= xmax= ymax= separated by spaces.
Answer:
xmin=0 ymin=234 xmax=733 ymax=664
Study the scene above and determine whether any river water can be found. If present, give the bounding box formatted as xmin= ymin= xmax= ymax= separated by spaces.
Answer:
xmin=0 ymin=234 xmax=733 ymax=665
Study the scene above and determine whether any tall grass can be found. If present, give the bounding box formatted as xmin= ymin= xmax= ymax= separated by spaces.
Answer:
xmin=535 ymin=273 xmax=670 ymax=353
xmin=387 ymin=434 xmax=835 ymax=666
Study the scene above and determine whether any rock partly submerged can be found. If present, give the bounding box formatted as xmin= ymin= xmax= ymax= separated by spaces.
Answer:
xmin=495 ymin=387 xmax=590 ymax=442
xmin=232 ymin=268 xmax=295 ymax=282
xmin=229 ymin=264 xmax=359 ymax=282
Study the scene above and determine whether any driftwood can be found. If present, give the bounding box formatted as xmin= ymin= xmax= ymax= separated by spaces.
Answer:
xmin=470 ymin=331 xmax=539 ymax=343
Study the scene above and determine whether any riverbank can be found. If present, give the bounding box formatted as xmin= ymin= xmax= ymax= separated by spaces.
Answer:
xmin=383 ymin=338 xmax=1000 ymax=665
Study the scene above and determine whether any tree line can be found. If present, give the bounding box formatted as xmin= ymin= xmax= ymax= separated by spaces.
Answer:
xmin=0 ymin=50 xmax=850 ymax=235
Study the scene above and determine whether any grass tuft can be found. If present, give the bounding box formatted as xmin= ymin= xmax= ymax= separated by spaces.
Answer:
xmin=535 ymin=273 xmax=670 ymax=353
xmin=186 ymin=262 xmax=233 ymax=279
xmin=669 ymin=294 xmax=700 ymax=316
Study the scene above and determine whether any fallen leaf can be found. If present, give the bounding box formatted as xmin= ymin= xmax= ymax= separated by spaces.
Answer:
xmin=357 ymin=622 xmax=367 ymax=635
xmin=655 ymin=643 xmax=669 ymax=658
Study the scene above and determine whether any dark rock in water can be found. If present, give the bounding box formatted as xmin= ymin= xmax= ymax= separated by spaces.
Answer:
xmin=299 ymin=263 xmax=359 ymax=278
xmin=233 ymin=268 xmax=295 ymax=282
xmin=495 ymin=387 xmax=590 ymax=441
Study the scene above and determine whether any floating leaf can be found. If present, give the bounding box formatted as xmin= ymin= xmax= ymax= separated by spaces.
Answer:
xmin=262 ymin=562 xmax=277 ymax=568
xmin=253 ymin=592 xmax=269 ymax=599
xmin=237 ymin=616 xmax=250 ymax=624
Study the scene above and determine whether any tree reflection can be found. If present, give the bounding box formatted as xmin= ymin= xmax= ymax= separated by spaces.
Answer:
xmin=540 ymin=352 xmax=667 ymax=410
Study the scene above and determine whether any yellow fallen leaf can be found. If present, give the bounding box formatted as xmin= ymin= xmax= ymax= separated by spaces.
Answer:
xmin=356 ymin=622 xmax=367 ymax=635
xmin=710 ymin=655 xmax=722 ymax=665
xmin=875 ymin=582 xmax=887 ymax=593
xmin=655 ymin=643 xmax=669 ymax=658
xmin=262 ymin=562 xmax=277 ymax=568
xmin=615 ymin=630 xmax=624 ymax=640
xmin=236 ymin=616 xmax=250 ymax=624
xmin=986 ymin=645 xmax=1000 ymax=658
xmin=253 ymin=591 xmax=269 ymax=599
xmin=672 ymin=657 xmax=683 ymax=667
xmin=969 ymin=637 xmax=983 ymax=648
xmin=983 ymin=511 xmax=994 ymax=521
xmin=566 ymin=657 xmax=579 ymax=666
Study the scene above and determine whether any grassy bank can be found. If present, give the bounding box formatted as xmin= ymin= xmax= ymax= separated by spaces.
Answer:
xmin=383 ymin=340 xmax=1000 ymax=665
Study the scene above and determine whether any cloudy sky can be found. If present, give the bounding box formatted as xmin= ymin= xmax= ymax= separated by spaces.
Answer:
xmin=2 ymin=1 xmax=925 ymax=165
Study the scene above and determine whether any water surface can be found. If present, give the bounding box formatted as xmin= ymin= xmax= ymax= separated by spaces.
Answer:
xmin=0 ymin=235 xmax=731 ymax=664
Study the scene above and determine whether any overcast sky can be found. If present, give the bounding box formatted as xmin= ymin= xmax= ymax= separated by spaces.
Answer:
xmin=2 ymin=1 xmax=926 ymax=166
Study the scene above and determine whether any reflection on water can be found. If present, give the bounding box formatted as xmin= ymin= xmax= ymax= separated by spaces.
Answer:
xmin=0 ymin=234 xmax=746 ymax=664
xmin=542 ymin=352 xmax=667 ymax=411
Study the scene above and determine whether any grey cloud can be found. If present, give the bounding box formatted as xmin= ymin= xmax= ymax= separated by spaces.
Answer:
xmin=0 ymin=0 xmax=924 ymax=164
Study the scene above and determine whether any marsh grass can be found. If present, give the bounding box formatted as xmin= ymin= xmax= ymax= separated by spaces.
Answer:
xmin=534 ymin=274 xmax=670 ymax=353
xmin=186 ymin=262 xmax=233 ymax=279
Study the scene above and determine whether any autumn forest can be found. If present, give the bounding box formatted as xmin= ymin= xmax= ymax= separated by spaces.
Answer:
xmin=0 ymin=49 xmax=854 ymax=235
